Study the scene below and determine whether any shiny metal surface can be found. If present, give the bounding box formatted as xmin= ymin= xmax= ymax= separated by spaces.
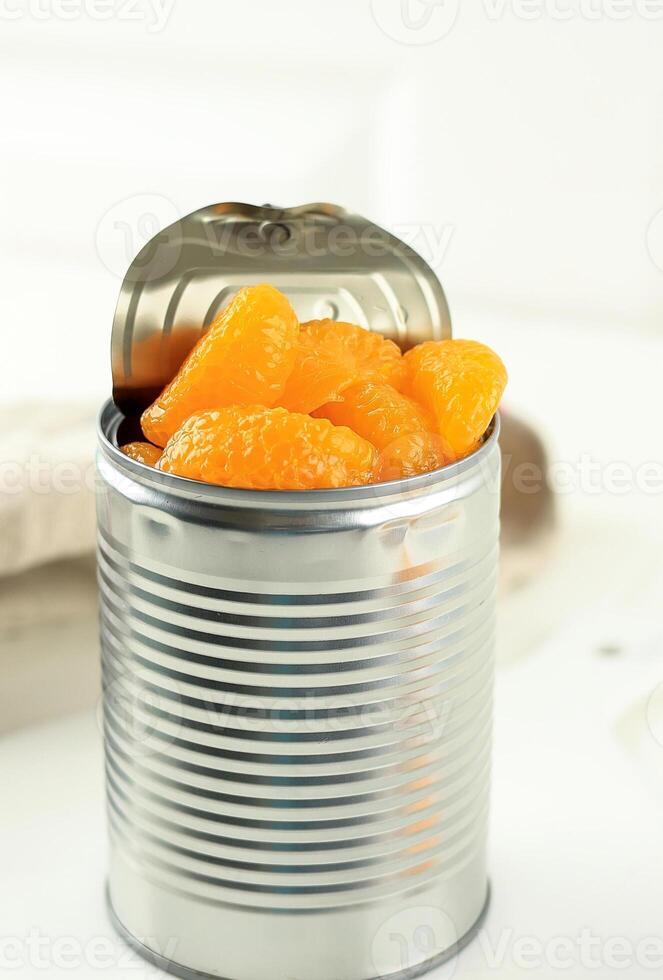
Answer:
xmin=107 ymin=884 xmax=491 ymax=980
xmin=110 ymin=202 xmax=451 ymax=415
xmin=97 ymin=401 xmax=500 ymax=980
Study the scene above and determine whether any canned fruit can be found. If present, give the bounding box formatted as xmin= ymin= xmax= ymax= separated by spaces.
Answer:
xmin=377 ymin=431 xmax=453 ymax=481
xmin=402 ymin=339 xmax=507 ymax=458
xmin=278 ymin=319 xmax=404 ymax=414
xmin=141 ymin=284 xmax=299 ymax=447
xmin=314 ymin=381 xmax=433 ymax=451
xmin=133 ymin=286 xmax=506 ymax=488
xmin=157 ymin=406 xmax=379 ymax=490
xmin=120 ymin=442 xmax=162 ymax=466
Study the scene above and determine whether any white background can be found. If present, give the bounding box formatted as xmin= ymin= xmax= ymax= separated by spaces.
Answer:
xmin=2 ymin=0 xmax=663 ymax=409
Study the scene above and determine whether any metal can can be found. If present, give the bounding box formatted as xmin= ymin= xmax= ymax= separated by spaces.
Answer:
xmin=98 ymin=204 xmax=499 ymax=980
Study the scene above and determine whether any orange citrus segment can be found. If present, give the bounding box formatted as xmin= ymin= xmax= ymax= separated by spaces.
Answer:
xmin=278 ymin=319 xmax=403 ymax=415
xmin=157 ymin=406 xmax=378 ymax=490
xmin=402 ymin=339 xmax=507 ymax=457
xmin=141 ymin=284 xmax=299 ymax=447
xmin=377 ymin=432 xmax=453 ymax=482
xmin=313 ymin=381 xmax=433 ymax=451
xmin=120 ymin=442 xmax=162 ymax=466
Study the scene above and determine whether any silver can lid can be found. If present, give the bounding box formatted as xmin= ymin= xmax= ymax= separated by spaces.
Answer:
xmin=111 ymin=202 xmax=451 ymax=414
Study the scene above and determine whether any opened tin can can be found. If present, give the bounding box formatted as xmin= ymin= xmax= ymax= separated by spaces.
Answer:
xmin=97 ymin=203 xmax=498 ymax=980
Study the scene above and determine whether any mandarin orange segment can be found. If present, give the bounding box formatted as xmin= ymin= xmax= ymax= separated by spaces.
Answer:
xmin=120 ymin=442 xmax=162 ymax=466
xmin=157 ymin=406 xmax=378 ymax=490
xmin=141 ymin=284 xmax=299 ymax=447
xmin=402 ymin=339 xmax=507 ymax=458
xmin=313 ymin=381 xmax=433 ymax=451
xmin=377 ymin=432 xmax=453 ymax=482
xmin=278 ymin=319 xmax=403 ymax=415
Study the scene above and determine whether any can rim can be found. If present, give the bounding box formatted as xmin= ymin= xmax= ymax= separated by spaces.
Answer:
xmin=97 ymin=399 xmax=500 ymax=508
xmin=106 ymin=881 xmax=491 ymax=980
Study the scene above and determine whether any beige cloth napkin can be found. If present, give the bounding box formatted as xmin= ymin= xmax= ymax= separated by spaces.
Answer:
xmin=0 ymin=403 xmax=98 ymax=577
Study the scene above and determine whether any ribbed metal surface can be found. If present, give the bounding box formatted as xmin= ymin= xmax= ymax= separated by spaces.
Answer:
xmin=97 ymin=400 xmax=500 ymax=980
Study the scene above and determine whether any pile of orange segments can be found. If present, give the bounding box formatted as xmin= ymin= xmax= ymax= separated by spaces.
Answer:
xmin=121 ymin=284 xmax=507 ymax=490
